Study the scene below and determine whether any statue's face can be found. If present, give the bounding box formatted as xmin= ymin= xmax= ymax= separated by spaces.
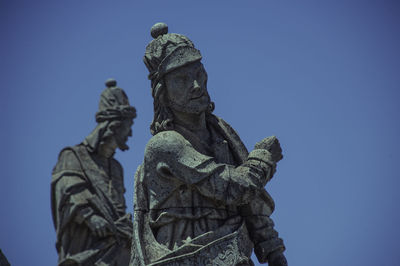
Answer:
xmin=164 ymin=61 xmax=210 ymax=114
xmin=114 ymin=118 xmax=133 ymax=151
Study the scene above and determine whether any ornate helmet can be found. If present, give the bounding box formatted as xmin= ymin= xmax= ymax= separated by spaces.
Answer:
xmin=143 ymin=23 xmax=202 ymax=96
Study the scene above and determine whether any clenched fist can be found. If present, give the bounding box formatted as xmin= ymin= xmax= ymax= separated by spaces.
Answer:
xmin=254 ymin=136 xmax=283 ymax=163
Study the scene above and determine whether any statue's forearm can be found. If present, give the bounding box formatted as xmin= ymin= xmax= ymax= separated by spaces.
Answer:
xmin=246 ymin=148 xmax=277 ymax=186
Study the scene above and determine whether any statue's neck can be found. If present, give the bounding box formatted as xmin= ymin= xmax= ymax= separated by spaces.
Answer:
xmin=173 ymin=110 xmax=210 ymax=142
xmin=97 ymin=138 xmax=117 ymax=159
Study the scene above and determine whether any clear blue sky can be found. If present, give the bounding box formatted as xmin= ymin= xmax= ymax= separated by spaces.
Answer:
xmin=1 ymin=1 xmax=399 ymax=265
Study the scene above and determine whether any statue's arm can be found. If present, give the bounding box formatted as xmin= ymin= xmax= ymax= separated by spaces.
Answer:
xmin=54 ymin=175 xmax=96 ymax=224
xmin=145 ymin=131 xmax=275 ymax=206
xmin=52 ymin=150 xmax=112 ymax=236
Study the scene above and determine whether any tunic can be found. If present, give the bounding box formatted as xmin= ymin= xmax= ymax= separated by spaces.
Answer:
xmin=131 ymin=115 xmax=282 ymax=265
xmin=51 ymin=144 xmax=132 ymax=266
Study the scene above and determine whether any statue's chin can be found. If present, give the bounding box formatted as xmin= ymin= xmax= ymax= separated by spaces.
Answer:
xmin=119 ymin=143 xmax=129 ymax=151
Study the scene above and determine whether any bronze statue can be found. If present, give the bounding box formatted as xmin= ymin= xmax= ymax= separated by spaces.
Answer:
xmin=51 ymin=79 xmax=136 ymax=266
xmin=131 ymin=23 xmax=287 ymax=265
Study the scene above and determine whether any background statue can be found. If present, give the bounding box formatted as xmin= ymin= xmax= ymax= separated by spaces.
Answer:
xmin=131 ymin=23 xmax=287 ymax=265
xmin=51 ymin=79 xmax=136 ymax=266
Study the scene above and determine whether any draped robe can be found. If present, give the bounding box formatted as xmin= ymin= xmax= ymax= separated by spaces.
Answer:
xmin=51 ymin=144 xmax=132 ymax=266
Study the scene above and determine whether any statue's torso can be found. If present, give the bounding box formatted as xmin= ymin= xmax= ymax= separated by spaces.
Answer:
xmin=143 ymin=124 xmax=242 ymax=250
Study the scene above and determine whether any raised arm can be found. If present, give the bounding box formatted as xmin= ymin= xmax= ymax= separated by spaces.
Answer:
xmin=144 ymin=131 xmax=277 ymax=206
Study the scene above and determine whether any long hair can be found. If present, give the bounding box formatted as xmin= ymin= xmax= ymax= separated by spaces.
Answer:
xmin=150 ymin=79 xmax=215 ymax=135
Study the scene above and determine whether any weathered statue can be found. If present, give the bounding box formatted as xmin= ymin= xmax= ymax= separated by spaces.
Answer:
xmin=51 ymin=79 xmax=136 ymax=266
xmin=131 ymin=23 xmax=287 ymax=265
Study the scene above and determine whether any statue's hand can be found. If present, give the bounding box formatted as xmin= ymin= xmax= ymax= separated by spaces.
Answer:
xmin=85 ymin=215 xmax=113 ymax=238
xmin=254 ymin=136 xmax=283 ymax=163
xmin=268 ymin=250 xmax=288 ymax=266
xmin=115 ymin=214 xmax=133 ymax=239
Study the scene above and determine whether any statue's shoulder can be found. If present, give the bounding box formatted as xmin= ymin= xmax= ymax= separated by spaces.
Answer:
xmin=145 ymin=130 xmax=188 ymax=159
xmin=53 ymin=145 xmax=84 ymax=174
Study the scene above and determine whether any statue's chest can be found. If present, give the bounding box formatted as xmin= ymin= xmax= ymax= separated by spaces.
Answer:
xmin=212 ymin=139 xmax=235 ymax=165
xmin=187 ymin=130 xmax=236 ymax=166
xmin=86 ymin=166 xmax=124 ymax=203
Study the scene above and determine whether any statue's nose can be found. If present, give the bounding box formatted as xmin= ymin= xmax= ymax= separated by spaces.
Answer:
xmin=192 ymin=80 xmax=201 ymax=93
